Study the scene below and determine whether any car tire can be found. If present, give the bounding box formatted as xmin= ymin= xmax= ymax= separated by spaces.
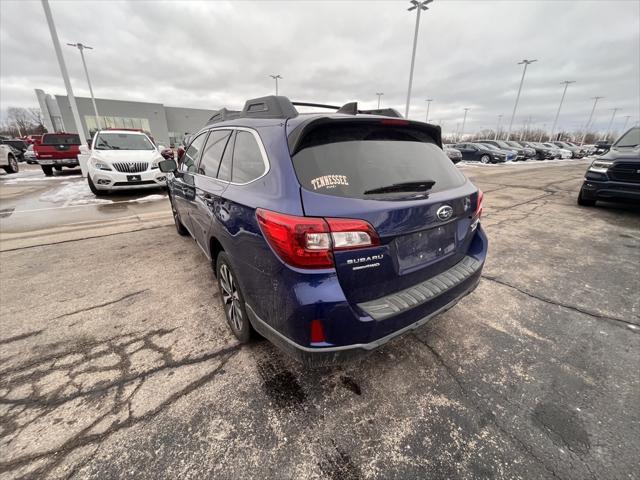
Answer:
xmin=577 ymin=187 xmax=596 ymax=207
xmin=216 ymin=252 xmax=253 ymax=343
xmin=87 ymin=176 xmax=109 ymax=196
xmin=169 ymin=195 xmax=189 ymax=236
xmin=41 ymin=165 xmax=53 ymax=176
xmin=54 ymin=166 xmax=62 ymax=171
xmin=5 ymin=155 xmax=18 ymax=174
xmin=480 ymin=154 xmax=491 ymax=164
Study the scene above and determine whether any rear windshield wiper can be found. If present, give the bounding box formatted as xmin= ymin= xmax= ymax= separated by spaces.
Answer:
xmin=364 ymin=180 xmax=436 ymax=195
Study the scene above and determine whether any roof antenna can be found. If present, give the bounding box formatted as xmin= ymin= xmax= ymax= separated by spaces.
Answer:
xmin=336 ymin=102 xmax=358 ymax=115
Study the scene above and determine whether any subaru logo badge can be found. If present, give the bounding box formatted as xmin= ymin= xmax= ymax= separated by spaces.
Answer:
xmin=436 ymin=205 xmax=453 ymax=221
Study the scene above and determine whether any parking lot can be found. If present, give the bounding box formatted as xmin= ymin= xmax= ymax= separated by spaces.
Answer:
xmin=0 ymin=160 xmax=638 ymax=479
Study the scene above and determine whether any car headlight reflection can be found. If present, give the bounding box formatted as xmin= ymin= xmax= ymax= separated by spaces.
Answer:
xmin=94 ymin=161 xmax=112 ymax=171
xmin=589 ymin=160 xmax=613 ymax=173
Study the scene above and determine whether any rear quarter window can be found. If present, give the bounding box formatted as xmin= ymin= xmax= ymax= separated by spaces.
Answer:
xmin=291 ymin=122 xmax=465 ymax=199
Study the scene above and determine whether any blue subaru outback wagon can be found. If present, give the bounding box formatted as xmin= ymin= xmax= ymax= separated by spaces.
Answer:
xmin=159 ymin=96 xmax=487 ymax=366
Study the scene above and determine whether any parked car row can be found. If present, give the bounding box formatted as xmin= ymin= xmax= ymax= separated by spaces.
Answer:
xmin=451 ymin=142 xmax=515 ymax=164
xmin=446 ymin=139 xmax=590 ymax=164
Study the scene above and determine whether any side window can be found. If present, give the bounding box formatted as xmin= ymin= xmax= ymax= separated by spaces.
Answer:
xmin=232 ymin=131 xmax=266 ymax=183
xmin=217 ymin=131 xmax=235 ymax=181
xmin=198 ymin=130 xmax=232 ymax=177
xmin=179 ymin=132 xmax=207 ymax=173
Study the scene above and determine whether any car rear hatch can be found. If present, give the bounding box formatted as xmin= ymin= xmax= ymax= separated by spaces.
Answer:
xmin=288 ymin=118 xmax=481 ymax=307
xmin=36 ymin=134 xmax=81 ymax=159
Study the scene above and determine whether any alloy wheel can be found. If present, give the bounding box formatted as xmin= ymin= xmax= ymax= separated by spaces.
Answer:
xmin=219 ymin=264 xmax=243 ymax=332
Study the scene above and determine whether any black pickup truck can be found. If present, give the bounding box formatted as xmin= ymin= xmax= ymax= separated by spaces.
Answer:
xmin=578 ymin=127 xmax=640 ymax=206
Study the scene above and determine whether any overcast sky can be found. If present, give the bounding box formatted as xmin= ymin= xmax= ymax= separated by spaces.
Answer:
xmin=1 ymin=0 xmax=639 ymax=135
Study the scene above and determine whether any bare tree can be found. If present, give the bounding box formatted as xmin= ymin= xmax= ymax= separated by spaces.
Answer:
xmin=1 ymin=107 xmax=47 ymax=137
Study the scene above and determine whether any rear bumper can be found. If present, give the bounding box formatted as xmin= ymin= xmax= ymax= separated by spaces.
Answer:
xmin=247 ymin=272 xmax=481 ymax=367
xmin=581 ymin=179 xmax=640 ymax=202
xmin=245 ymin=228 xmax=487 ymax=367
xmin=37 ymin=158 xmax=79 ymax=167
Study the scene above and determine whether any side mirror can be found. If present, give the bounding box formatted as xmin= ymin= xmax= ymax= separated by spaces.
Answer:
xmin=158 ymin=159 xmax=177 ymax=173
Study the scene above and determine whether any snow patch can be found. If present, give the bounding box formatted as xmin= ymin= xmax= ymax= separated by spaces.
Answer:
xmin=1 ymin=173 xmax=81 ymax=184
xmin=134 ymin=194 xmax=166 ymax=203
xmin=40 ymin=182 xmax=113 ymax=205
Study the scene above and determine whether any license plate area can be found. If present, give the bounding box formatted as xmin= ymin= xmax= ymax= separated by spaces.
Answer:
xmin=394 ymin=222 xmax=457 ymax=272
xmin=127 ymin=175 xmax=142 ymax=182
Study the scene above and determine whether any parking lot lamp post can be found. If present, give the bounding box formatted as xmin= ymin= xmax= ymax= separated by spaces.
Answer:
xmin=494 ymin=114 xmax=503 ymax=140
xmin=506 ymin=59 xmax=537 ymax=141
xmin=376 ymin=92 xmax=384 ymax=109
xmin=580 ymin=96 xmax=603 ymax=146
xmin=269 ymin=74 xmax=282 ymax=95
xmin=404 ymin=0 xmax=433 ymax=118
xmin=549 ymin=80 xmax=575 ymax=141
xmin=604 ymin=108 xmax=620 ymax=141
xmin=425 ymin=98 xmax=433 ymax=122
xmin=67 ymin=43 xmax=101 ymax=130
xmin=460 ymin=108 xmax=470 ymax=140
xmin=41 ymin=0 xmax=86 ymax=143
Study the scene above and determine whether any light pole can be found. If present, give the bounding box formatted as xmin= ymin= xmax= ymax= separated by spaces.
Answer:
xmin=621 ymin=115 xmax=631 ymax=132
xmin=67 ymin=42 xmax=101 ymax=130
xmin=506 ymin=59 xmax=537 ymax=141
xmin=425 ymin=98 xmax=433 ymax=123
xmin=549 ymin=80 xmax=575 ymax=141
xmin=494 ymin=114 xmax=503 ymax=140
xmin=41 ymin=0 xmax=86 ymax=142
xmin=460 ymin=108 xmax=470 ymax=140
xmin=404 ymin=0 xmax=433 ymax=118
xmin=604 ymin=108 xmax=620 ymax=141
xmin=580 ymin=96 xmax=603 ymax=146
xmin=376 ymin=92 xmax=384 ymax=109
xmin=269 ymin=74 xmax=282 ymax=95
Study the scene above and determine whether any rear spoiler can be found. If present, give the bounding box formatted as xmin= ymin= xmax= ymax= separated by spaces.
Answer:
xmin=287 ymin=117 xmax=442 ymax=155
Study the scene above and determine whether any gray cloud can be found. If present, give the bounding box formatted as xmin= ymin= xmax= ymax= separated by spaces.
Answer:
xmin=1 ymin=0 xmax=638 ymax=136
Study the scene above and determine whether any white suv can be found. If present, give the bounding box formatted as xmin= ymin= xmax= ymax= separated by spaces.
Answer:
xmin=1 ymin=143 xmax=19 ymax=174
xmin=87 ymin=130 xmax=167 ymax=195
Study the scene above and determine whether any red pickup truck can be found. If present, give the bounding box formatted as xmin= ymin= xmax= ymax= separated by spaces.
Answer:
xmin=34 ymin=132 xmax=81 ymax=176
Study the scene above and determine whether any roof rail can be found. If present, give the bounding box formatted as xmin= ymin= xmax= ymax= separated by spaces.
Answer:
xmin=205 ymin=96 xmax=404 ymax=126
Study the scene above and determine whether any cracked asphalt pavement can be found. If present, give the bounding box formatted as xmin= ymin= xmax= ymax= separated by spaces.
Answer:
xmin=0 ymin=160 xmax=638 ymax=479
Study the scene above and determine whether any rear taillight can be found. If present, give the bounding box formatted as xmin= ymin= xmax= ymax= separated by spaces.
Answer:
xmin=475 ymin=190 xmax=484 ymax=218
xmin=256 ymin=209 xmax=380 ymax=269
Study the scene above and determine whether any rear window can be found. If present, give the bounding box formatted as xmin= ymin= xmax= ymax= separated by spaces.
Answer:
xmin=292 ymin=122 xmax=465 ymax=199
xmin=42 ymin=134 xmax=81 ymax=145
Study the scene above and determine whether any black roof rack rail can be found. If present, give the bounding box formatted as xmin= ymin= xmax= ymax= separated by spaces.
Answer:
xmin=291 ymin=102 xmax=341 ymax=110
xmin=205 ymin=96 xmax=405 ymax=126
xmin=206 ymin=108 xmax=241 ymax=125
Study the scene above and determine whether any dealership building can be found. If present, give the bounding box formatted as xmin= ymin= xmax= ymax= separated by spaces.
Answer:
xmin=35 ymin=89 xmax=217 ymax=147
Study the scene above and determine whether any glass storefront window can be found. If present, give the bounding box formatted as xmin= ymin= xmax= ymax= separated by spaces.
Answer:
xmin=85 ymin=115 xmax=151 ymax=137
